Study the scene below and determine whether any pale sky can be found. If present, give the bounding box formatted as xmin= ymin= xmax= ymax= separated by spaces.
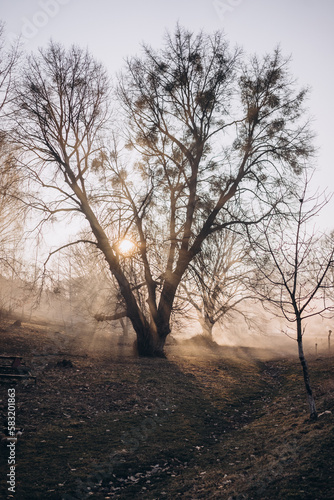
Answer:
xmin=1 ymin=0 xmax=334 ymax=231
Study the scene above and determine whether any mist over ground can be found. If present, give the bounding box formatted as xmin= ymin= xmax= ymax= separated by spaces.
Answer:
xmin=2 ymin=277 xmax=331 ymax=362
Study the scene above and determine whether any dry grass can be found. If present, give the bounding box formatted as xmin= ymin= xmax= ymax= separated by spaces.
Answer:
xmin=0 ymin=320 xmax=333 ymax=499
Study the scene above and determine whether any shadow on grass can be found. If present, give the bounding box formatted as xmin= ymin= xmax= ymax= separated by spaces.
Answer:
xmin=0 ymin=339 xmax=267 ymax=500
xmin=1 ymin=324 xmax=333 ymax=499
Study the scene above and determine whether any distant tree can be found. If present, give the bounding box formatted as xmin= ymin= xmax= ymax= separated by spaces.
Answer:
xmin=0 ymin=22 xmax=18 ymax=116
xmin=0 ymin=141 xmax=28 ymax=320
xmin=13 ymin=27 xmax=313 ymax=356
xmin=182 ymin=228 xmax=253 ymax=339
xmin=247 ymin=180 xmax=334 ymax=419
xmin=0 ymin=23 xmax=25 ymax=283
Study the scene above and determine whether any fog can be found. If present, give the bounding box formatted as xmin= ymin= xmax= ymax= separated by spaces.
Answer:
xmin=2 ymin=273 xmax=332 ymax=362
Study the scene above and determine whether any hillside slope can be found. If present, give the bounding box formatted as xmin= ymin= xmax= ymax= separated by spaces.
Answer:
xmin=0 ymin=320 xmax=333 ymax=499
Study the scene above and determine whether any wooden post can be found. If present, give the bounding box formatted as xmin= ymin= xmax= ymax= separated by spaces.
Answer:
xmin=328 ymin=330 xmax=332 ymax=354
xmin=315 ymin=343 xmax=318 ymax=357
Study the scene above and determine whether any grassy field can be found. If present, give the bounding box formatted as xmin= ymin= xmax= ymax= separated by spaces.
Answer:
xmin=0 ymin=320 xmax=333 ymax=499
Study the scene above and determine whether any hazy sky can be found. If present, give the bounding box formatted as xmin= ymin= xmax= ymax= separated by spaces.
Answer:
xmin=1 ymin=0 xmax=334 ymax=229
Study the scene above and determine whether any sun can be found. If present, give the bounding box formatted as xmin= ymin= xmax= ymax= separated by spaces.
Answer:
xmin=117 ymin=238 xmax=136 ymax=256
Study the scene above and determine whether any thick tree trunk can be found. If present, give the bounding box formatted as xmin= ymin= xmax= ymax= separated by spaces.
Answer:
xmin=131 ymin=294 xmax=174 ymax=358
xmin=297 ymin=318 xmax=317 ymax=420
xmin=134 ymin=323 xmax=168 ymax=358
xmin=126 ymin=278 xmax=177 ymax=357
xmin=134 ymin=276 xmax=178 ymax=357
xmin=133 ymin=328 xmax=156 ymax=357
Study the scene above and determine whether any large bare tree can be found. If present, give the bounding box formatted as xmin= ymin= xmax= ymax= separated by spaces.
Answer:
xmin=13 ymin=27 xmax=313 ymax=356
xmin=112 ymin=26 xmax=312 ymax=354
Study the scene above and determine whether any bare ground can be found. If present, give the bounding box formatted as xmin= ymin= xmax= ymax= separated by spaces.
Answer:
xmin=0 ymin=319 xmax=333 ymax=499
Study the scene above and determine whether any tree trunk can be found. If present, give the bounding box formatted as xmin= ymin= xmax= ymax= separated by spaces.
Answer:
xmin=130 ymin=301 xmax=173 ymax=358
xmin=77 ymin=191 xmax=176 ymax=358
xmin=198 ymin=313 xmax=214 ymax=339
xmin=120 ymin=316 xmax=129 ymax=339
xmin=297 ymin=318 xmax=317 ymax=420
xmin=134 ymin=323 xmax=168 ymax=358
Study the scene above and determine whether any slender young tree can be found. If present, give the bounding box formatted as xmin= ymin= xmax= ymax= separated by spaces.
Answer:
xmin=14 ymin=27 xmax=313 ymax=356
xmin=247 ymin=181 xmax=334 ymax=419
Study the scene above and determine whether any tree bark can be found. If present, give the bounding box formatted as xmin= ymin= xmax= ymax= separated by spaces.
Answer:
xmin=198 ymin=313 xmax=214 ymax=339
xmin=134 ymin=322 xmax=168 ymax=358
xmin=297 ymin=318 xmax=318 ymax=420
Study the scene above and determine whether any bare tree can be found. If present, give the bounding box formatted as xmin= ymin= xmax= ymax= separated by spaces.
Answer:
xmin=112 ymin=26 xmax=312 ymax=354
xmin=0 ymin=20 xmax=19 ymax=205
xmin=13 ymin=26 xmax=313 ymax=357
xmin=0 ymin=22 xmax=19 ymax=116
xmin=13 ymin=41 xmax=156 ymax=349
xmin=182 ymin=228 xmax=253 ymax=339
xmin=247 ymin=181 xmax=334 ymax=419
xmin=0 ymin=23 xmax=26 ymax=297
